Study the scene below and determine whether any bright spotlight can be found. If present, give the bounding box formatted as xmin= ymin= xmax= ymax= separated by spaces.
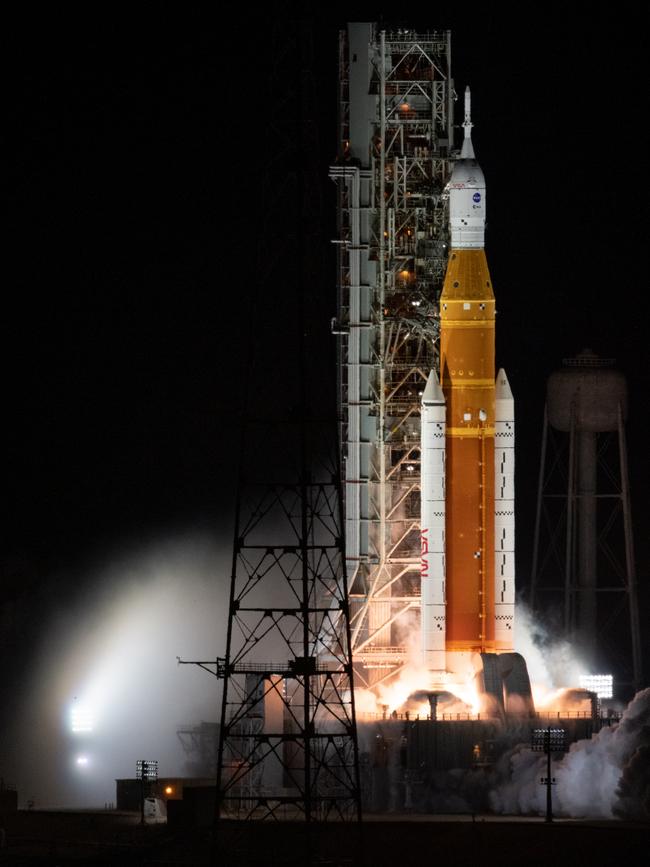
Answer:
xmin=76 ymin=755 xmax=90 ymax=767
xmin=70 ymin=705 xmax=94 ymax=734
xmin=579 ymin=674 xmax=613 ymax=699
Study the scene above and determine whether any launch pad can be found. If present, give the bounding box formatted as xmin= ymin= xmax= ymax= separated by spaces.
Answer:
xmin=358 ymin=707 xmax=613 ymax=815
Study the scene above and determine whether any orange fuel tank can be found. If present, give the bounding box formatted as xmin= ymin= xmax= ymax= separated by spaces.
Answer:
xmin=439 ymin=248 xmax=496 ymax=654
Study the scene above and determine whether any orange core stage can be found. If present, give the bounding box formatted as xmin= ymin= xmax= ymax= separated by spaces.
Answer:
xmin=439 ymin=248 xmax=496 ymax=654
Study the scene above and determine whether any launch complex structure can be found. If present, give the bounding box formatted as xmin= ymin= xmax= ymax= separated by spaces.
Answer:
xmin=329 ymin=22 xmax=641 ymax=709
xmin=209 ymin=22 xmax=638 ymax=824
xmin=330 ymin=23 xmax=526 ymax=708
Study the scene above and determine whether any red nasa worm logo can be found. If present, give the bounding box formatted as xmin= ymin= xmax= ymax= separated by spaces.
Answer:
xmin=421 ymin=528 xmax=429 ymax=577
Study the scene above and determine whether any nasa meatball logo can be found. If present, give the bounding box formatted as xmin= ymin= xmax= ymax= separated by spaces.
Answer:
xmin=472 ymin=192 xmax=481 ymax=203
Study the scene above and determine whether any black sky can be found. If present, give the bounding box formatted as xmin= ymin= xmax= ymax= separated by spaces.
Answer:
xmin=2 ymin=4 xmax=648 ymax=694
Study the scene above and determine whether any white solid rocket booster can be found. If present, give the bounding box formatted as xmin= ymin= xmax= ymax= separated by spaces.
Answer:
xmin=420 ymin=370 xmax=447 ymax=670
xmin=494 ymin=368 xmax=515 ymax=649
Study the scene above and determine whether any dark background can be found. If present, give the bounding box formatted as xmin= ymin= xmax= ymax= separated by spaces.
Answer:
xmin=2 ymin=4 xmax=647 ymax=709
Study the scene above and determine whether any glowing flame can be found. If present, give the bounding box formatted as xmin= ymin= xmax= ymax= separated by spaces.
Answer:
xmin=376 ymin=665 xmax=432 ymax=713
xmin=355 ymin=658 xmax=483 ymax=719
xmin=446 ymin=681 xmax=482 ymax=716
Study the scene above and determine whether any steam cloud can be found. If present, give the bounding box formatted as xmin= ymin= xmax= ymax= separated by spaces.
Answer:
xmin=490 ymin=688 xmax=650 ymax=820
xmin=514 ymin=603 xmax=588 ymax=696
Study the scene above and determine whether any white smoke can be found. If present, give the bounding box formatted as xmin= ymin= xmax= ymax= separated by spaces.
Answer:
xmin=490 ymin=688 xmax=650 ymax=819
xmin=514 ymin=602 xmax=587 ymax=695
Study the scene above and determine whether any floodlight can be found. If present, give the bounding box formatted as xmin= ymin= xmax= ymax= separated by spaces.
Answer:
xmin=136 ymin=759 xmax=159 ymax=781
xmin=70 ymin=705 xmax=94 ymax=734
xmin=578 ymin=674 xmax=613 ymax=699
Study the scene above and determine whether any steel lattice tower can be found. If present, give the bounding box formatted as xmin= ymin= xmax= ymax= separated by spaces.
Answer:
xmin=330 ymin=24 xmax=454 ymax=688
xmin=215 ymin=421 xmax=361 ymax=821
xmin=206 ymin=11 xmax=360 ymax=826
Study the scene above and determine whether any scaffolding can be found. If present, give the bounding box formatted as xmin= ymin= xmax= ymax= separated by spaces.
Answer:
xmin=330 ymin=25 xmax=454 ymax=688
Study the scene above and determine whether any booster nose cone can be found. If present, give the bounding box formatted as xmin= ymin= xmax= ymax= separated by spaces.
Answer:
xmin=422 ymin=369 xmax=446 ymax=405
xmin=495 ymin=368 xmax=514 ymax=401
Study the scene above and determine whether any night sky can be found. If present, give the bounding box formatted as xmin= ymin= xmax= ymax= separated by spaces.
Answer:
xmin=2 ymin=4 xmax=648 ymax=724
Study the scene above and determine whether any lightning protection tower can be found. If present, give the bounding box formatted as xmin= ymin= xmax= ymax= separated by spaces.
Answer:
xmin=330 ymin=24 xmax=453 ymax=688
xmin=210 ymin=14 xmax=361 ymax=826
xmin=214 ymin=421 xmax=361 ymax=822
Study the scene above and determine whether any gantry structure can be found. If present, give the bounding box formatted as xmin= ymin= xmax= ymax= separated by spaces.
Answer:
xmin=330 ymin=24 xmax=454 ymax=688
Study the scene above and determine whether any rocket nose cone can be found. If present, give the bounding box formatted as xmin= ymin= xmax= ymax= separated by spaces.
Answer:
xmin=422 ymin=369 xmax=445 ymax=404
xmin=495 ymin=368 xmax=514 ymax=400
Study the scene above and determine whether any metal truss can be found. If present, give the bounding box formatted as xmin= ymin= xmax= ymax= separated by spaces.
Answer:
xmin=331 ymin=27 xmax=453 ymax=688
xmin=530 ymin=402 xmax=642 ymax=692
xmin=212 ymin=421 xmax=361 ymax=822
xmin=178 ymin=12 xmax=361 ymax=829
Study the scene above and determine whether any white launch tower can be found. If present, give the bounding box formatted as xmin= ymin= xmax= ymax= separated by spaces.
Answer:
xmin=330 ymin=25 xmax=454 ymax=688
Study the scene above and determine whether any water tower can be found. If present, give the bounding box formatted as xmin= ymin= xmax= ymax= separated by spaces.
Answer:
xmin=530 ymin=350 xmax=642 ymax=692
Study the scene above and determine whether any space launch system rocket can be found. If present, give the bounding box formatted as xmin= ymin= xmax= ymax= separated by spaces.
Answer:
xmin=421 ymin=88 xmax=516 ymax=676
